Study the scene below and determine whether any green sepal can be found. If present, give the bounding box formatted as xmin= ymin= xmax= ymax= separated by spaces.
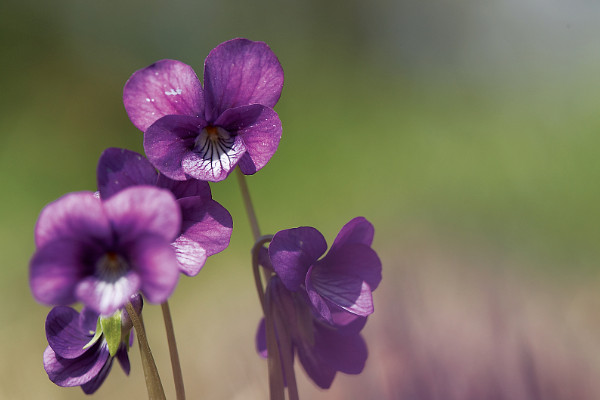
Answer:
xmin=83 ymin=318 xmax=103 ymax=350
xmin=100 ymin=310 xmax=122 ymax=357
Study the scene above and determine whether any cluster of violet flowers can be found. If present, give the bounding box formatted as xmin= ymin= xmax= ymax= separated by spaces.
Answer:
xmin=29 ymin=38 xmax=382 ymax=399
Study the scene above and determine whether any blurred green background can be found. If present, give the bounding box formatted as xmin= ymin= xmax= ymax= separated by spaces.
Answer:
xmin=2 ymin=0 xmax=600 ymax=399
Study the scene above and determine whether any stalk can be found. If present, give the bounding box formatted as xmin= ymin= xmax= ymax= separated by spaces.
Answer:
xmin=125 ymin=302 xmax=166 ymax=400
xmin=161 ymin=301 xmax=186 ymax=400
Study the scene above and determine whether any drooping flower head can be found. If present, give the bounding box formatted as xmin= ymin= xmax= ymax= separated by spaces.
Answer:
xmin=97 ymin=147 xmax=233 ymax=276
xmin=123 ymin=38 xmax=284 ymax=182
xmin=256 ymin=276 xmax=369 ymax=389
xmin=30 ymin=186 xmax=181 ymax=315
xmin=268 ymin=217 xmax=382 ymax=326
xmin=255 ymin=217 xmax=381 ymax=389
xmin=43 ymin=295 xmax=142 ymax=394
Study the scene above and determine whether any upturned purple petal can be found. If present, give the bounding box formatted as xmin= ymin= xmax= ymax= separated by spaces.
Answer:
xmin=215 ymin=104 xmax=282 ymax=175
xmin=76 ymin=271 xmax=141 ymax=316
xmin=45 ymin=306 xmax=92 ymax=359
xmin=306 ymin=266 xmax=374 ymax=319
xmin=269 ymin=227 xmax=327 ymax=292
xmin=203 ymin=38 xmax=284 ymax=122
xmin=144 ymin=115 xmax=207 ymax=181
xmin=330 ymin=217 xmax=374 ymax=252
xmin=97 ymin=148 xmax=158 ymax=199
xmin=103 ymin=186 xmax=181 ymax=244
xmin=123 ymin=59 xmax=204 ymax=132
xmin=127 ymin=234 xmax=180 ymax=304
xmin=34 ymin=192 xmax=111 ymax=248
xmin=30 ymin=239 xmax=99 ymax=306
xmin=43 ymin=341 xmax=110 ymax=387
xmin=319 ymin=243 xmax=382 ymax=291
xmin=156 ymin=174 xmax=211 ymax=200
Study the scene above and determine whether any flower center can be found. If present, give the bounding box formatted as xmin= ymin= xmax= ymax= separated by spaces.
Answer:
xmin=193 ymin=125 xmax=235 ymax=161
xmin=96 ymin=252 xmax=128 ymax=281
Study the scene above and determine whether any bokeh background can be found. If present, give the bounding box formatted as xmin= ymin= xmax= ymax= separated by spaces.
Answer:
xmin=2 ymin=0 xmax=600 ymax=398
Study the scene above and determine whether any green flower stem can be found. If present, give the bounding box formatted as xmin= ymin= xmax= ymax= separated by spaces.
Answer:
xmin=251 ymin=235 xmax=274 ymax=314
xmin=236 ymin=168 xmax=261 ymax=241
xmin=161 ymin=301 xmax=186 ymax=400
xmin=125 ymin=301 xmax=166 ymax=400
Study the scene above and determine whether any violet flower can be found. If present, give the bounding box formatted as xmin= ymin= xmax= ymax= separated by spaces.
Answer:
xmin=256 ymin=276 xmax=368 ymax=389
xmin=43 ymin=298 xmax=141 ymax=394
xmin=268 ymin=217 xmax=382 ymax=326
xmin=123 ymin=38 xmax=284 ymax=182
xmin=30 ymin=186 xmax=181 ymax=315
xmin=97 ymin=147 xmax=233 ymax=276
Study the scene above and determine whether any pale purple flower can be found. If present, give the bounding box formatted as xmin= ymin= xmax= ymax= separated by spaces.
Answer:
xmin=268 ymin=217 xmax=382 ymax=325
xmin=43 ymin=300 xmax=140 ymax=394
xmin=30 ymin=186 xmax=181 ymax=315
xmin=97 ymin=147 xmax=233 ymax=276
xmin=256 ymin=277 xmax=368 ymax=389
xmin=123 ymin=38 xmax=284 ymax=182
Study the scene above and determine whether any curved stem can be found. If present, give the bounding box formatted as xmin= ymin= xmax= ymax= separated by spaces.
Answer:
xmin=252 ymin=235 xmax=274 ymax=314
xmin=125 ymin=302 xmax=166 ymax=400
xmin=161 ymin=301 xmax=186 ymax=400
xmin=236 ymin=168 xmax=261 ymax=241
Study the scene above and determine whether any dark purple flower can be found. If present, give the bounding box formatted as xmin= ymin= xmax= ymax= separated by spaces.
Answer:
xmin=30 ymin=186 xmax=181 ymax=315
xmin=97 ymin=147 xmax=233 ymax=276
xmin=123 ymin=38 xmax=284 ymax=182
xmin=43 ymin=301 xmax=140 ymax=394
xmin=256 ymin=277 xmax=368 ymax=389
xmin=268 ymin=217 xmax=382 ymax=325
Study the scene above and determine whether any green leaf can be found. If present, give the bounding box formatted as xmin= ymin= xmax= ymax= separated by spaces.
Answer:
xmin=83 ymin=318 xmax=103 ymax=350
xmin=100 ymin=310 xmax=122 ymax=357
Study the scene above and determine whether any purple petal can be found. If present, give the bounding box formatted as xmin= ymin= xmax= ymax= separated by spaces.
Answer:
xmin=313 ymin=323 xmax=367 ymax=375
xmin=103 ymin=186 xmax=181 ymax=244
xmin=35 ymin=191 xmax=111 ymax=248
xmin=295 ymin=340 xmax=336 ymax=389
xmin=76 ymin=271 xmax=141 ymax=316
xmin=330 ymin=217 xmax=374 ymax=252
xmin=269 ymin=227 xmax=327 ymax=292
xmin=80 ymin=356 xmax=114 ymax=394
xmin=306 ymin=266 xmax=374 ymax=318
xmin=30 ymin=239 xmax=98 ymax=306
xmin=116 ymin=345 xmax=131 ymax=375
xmin=43 ymin=341 xmax=110 ymax=387
xmin=127 ymin=234 xmax=180 ymax=304
xmin=79 ymin=307 xmax=100 ymax=334
xmin=144 ymin=115 xmax=207 ymax=181
xmin=203 ymin=38 xmax=284 ymax=121
xmin=174 ymin=197 xmax=233 ymax=276
xmin=255 ymin=318 xmax=268 ymax=358
xmin=215 ymin=104 xmax=282 ymax=175
xmin=330 ymin=309 xmax=368 ymax=332
xmin=156 ymin=174 xmax=212 ymax=200
xmin=97 ymin=148 xmax=158 ymax=199
xmin=45 ymin=307 xmax=91 ymax=359
xmin=123 ymin=59 xmax=204 ymax=132
xmin=320 ymin=243 xmax=382 ymax=291
xmin=180 ymin=127 xmax=246 ymax=182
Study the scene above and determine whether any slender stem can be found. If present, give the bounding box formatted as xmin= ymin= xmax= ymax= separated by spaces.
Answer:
xmin=125 ymin=302 xmax=166 ymax=400
xmin=264 ymin=290 xmax=285 ymax=400
xmin=251 ymin=235 xmax=274 ymax=313
xmin=236 ymin=168 xmax=261 ymax=240
xmin=272 ymin=307 xmax=299 ymax=400
xmin=161 ymin=301 xmax=186 ymax=400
